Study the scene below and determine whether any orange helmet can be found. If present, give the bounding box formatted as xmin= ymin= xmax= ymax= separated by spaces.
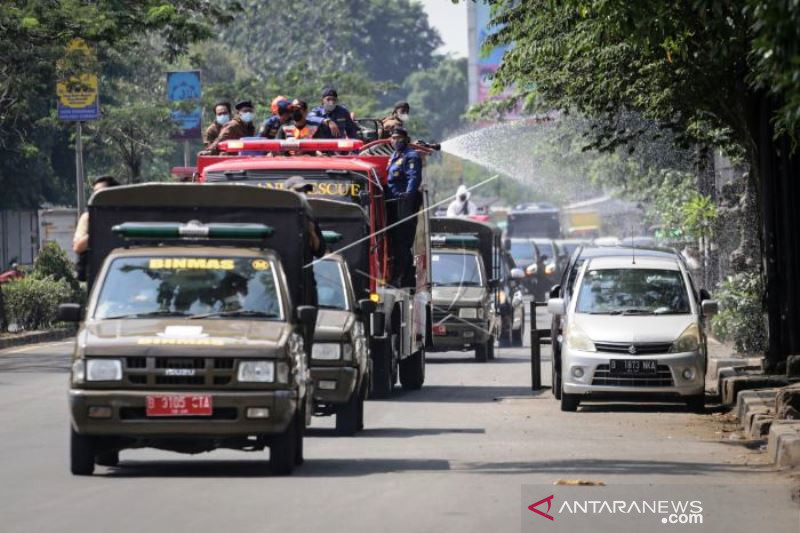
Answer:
xmin=271 ymin=95 xmax=289 ymax=115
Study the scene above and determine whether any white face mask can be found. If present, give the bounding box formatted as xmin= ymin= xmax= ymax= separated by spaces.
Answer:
xmin=216 ymin=114 xmax=230 ymax=125
xmin=397 ymin=112 xmax=409 ymax=122
xmin=323 ymin=101 xmax=336 ymax=113
xmin=240 ymin=111 xmax=254 ymax=124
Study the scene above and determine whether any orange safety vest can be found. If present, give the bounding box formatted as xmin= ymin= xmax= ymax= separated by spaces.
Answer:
xmin=281 ymin=123 xmax=318 ymax=140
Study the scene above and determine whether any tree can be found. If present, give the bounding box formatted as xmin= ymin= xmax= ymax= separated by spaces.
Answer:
xmin=484 ymin=0 xmax=800 ymax=365
xmin=403 ymin=57 xmax=468 ymax=140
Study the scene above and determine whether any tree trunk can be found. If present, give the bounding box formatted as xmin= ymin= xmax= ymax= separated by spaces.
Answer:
xmin=749 ymin=91 xmax=800 ymax=370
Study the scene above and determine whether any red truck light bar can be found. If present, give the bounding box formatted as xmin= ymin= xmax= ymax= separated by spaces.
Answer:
xmin=218 ymin=139 xmax=364 ymax=153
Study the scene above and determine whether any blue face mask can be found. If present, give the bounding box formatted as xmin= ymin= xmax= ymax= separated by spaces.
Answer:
xmin=216 ymin=114 xmax=230 ymax=125
xmin=240 ymin=111 xmax=254 ymax=124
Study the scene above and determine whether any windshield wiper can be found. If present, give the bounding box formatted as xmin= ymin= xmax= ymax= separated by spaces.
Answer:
xmin=317 ymin=304 xmax=346 ymax=310
xmin=103 ymin=310 xmax=190 ymax=320
xmin=189 ymin=310 xmax=278 ymax=320
xmin=620 ymin=308 xmax=654 ymax=315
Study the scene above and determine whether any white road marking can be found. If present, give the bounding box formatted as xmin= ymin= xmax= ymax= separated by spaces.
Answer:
xmin=1 ymin=340 xmax=73 ymax=355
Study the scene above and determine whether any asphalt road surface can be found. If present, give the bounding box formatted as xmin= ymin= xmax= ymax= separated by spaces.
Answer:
xmin=0 ymin=314 xmax=793 ymax=533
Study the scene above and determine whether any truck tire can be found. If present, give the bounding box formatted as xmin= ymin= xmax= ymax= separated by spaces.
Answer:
xmin=371 ymin=337 xmax=394 ymax=398
xmin=399 ymin=349 xmax=425 ymax=390
xmin=336 ymin=386 xmax=362 ymax=436
xmin=552 ymin=362 xmax=562 ymax=400
xmin=70 ymin=428 xmax=95 ymax=476
xmin=270 ymin=417 xmax=298 ymax=475
xmin=475 ymin=342 xmax=488 ymax=362
xmin=512 ymin=316 xmax=524 ymax=347
xmin=96 ymin=450 xmax=119 ymax=467
xmin=487 ymin=336 xmax=496 ymax=360
xmin=295 ymin=405 xmax=305 ymax=465
xmin=685 ymin=395 xmax=705 ymax=413
xmin=357 ymin=383 xmax=366 ymax=431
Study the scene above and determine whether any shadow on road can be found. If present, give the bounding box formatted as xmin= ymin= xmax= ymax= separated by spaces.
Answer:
xmin=102 ymin=457 xmax=452 ymax=478
xmin=454 ymin=457 xmax=772 ymax=476
xmin=379 ymin=384 xmax=545 ymax=403
xmin=307 ymin=427 xmax=486 ymax=438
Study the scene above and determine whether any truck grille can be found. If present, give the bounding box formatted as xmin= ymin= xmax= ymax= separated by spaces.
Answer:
xmin=594 ymin=342 xmax=673 ymax=355
xmin=123 ymin=357 xmax=237 ymax=389
xmin=591 ymin=364 xmax=674 ymax=387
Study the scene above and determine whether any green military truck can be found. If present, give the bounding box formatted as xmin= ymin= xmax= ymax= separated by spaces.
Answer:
xmin=308 ymin=199 xmax=374 ymax=435
xmin=428 ymin=218 xmax=502 ymax=362
xmin=59 ymin=184 xmax=318 ymax=476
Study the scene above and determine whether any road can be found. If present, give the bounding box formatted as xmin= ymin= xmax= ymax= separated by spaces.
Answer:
xmin=0 ymin=315 xmax=793 ymax=533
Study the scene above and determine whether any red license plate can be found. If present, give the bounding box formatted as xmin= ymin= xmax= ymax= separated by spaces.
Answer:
xmin=146 ymin=395 xmax=212 ymax=417
xmin=433 ymin=325 xmax=447 ymax=336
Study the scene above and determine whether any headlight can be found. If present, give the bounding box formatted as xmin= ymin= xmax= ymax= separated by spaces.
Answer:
xmin=459 ymin=308 xmax=478 ymax=319
xmin=525 ymin=263 xmax=538 ymax=276
xmin=86 ymin=359 xmax=122 ymax=381
xmin=670 ymin=323 xmax=700 ymax=353
xmin=71 ymin=359 xmax=85 ymax=384
xmin=565 ymin=323 xmax=596 ymax=352
xmin=312 ymin=343 xmax=342 ymax=360
xmin=237 ymin=360 xmax=275 ymax=382
xmin=545 ymin=262 xmax=556 ymax=275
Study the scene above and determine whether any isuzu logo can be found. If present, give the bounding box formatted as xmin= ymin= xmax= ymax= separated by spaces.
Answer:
xmin=628 ymin=344 xmax=637 ymax=355
xmin=165 ymin=368 xmax=196 ymax=376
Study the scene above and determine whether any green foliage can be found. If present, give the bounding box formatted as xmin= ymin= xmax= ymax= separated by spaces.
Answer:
xmin=32 ymin=241 xmax=79 ymax=294
xmin=712 ymin=272 xmax=768 ymax=354
xmin=403 ymin=58 xmax=468 ymax=140
xmin=2 ymin=276 xmax=72 ymax=331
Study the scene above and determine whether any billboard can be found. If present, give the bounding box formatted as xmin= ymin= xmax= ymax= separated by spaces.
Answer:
xmin=467 ymin=1 xmax=512 ymax=105
xmin=167 ymin=71 xmax=202 ymax=140
xmin=57 ymin=39 xmax=100 ymax=121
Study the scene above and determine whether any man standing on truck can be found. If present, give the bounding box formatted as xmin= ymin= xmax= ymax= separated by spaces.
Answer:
xmin=380 ymin=101 xmax=410 ymax=138
xmin=277 ymin=100 xmax=327 ymax=140
xmin=386 ymin=127 xmax=422 ymax=287
xmin=258 ymin=97 xmax=292 ymax=139
xmin=72 ymin=175 xmax=120 ymax=281
xmin=310 ymin=87 xmax=358 ymax=139
xmin=202 ymin=100 xmax=256 ymax=154
xmin=203 ymin=101 xmax=231 ymax=148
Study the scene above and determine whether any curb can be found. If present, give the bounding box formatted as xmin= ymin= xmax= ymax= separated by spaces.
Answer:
xmin=0 ymin=329 xmax=74 ymax=350
xmin=767 ymin=420 xmax=800 ymax=467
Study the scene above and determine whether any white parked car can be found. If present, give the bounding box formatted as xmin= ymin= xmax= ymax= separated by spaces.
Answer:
xmin=547 ymin=255 xmax=717 ymax=412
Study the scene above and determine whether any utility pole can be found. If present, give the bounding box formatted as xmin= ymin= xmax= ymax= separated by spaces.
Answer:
xmin=75 ymin=122 xmax=86 ymax=213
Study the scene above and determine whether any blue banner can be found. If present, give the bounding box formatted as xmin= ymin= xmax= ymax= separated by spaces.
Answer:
xmin=167 ymin=71 xmax=202 ymax=140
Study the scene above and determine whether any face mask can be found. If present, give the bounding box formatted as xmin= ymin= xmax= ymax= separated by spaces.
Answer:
xmin=458 ymin=194 xmax=467 ymax=202
xmin=240 ymin=111 xmax=254 ymax=124
xmin=392 ymin=139 xmax=407 ymax=151
xmin=397 ymin=113 xmax=409 ymax=122
xmin=323 ymin=101 xmax=336 ymax=113
xmin=292 ymin=110 xmax=304 ymax=121
xmin=216 ymin=114 xmax=230 ymax=125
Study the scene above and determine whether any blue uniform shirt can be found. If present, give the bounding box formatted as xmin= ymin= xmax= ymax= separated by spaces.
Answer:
xmin=258 ymin=115 xmax=284 ymax=138
xmin=310 ymin=104 xmax=359 ymax=138
xmin=387 ymin=146 xmax=422 ymax=198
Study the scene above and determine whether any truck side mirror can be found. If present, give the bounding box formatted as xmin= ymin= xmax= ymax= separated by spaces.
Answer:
xmin=549 ymin=284 xmax=561 ymax=299
xmin=358 ymin=298 xmax=376 ymax=315
xmin=699 ymin=288 xmax=711 ymax=301
xmin=296 ymin=306 xmax=318 ymax=326
xmin=547 ymin=298 xmax=566 ymax=315
xmin=57 ymin=303 xmax=82 ymax=323
xmin=701 ymin=300 xmax=719 ymax=317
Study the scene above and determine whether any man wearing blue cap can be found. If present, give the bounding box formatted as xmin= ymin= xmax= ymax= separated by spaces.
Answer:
xmin=309 ymin=87 xmax=359 ymax=138
xmin=386 ymin=127 xmax=422 ymax=287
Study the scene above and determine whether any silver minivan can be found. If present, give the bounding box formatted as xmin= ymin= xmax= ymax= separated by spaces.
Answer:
xmin=548 ymin=255 xmax=718 ymax=412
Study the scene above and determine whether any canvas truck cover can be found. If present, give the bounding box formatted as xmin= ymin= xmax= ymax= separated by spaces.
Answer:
xmin=430 ymin=217 xmax=501 ymax=283
xmin=87 ymin=183 xmax=313 ymax=307
xmin=308 ymin=198 xmax=371 ymax=299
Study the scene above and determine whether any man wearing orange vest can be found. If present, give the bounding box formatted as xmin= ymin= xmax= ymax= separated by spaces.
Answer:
xmin=277 ymin=99 xmax=330 ymax=140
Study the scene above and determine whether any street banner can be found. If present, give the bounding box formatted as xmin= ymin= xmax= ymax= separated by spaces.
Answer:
xmin=57 ymin=38 xmax=99 ymax=121
xmin=167 ymin=70 xmax=202 ymax=140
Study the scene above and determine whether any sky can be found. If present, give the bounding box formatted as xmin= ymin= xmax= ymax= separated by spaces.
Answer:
xmin=418 ymin=0 xmax=468 ymax=58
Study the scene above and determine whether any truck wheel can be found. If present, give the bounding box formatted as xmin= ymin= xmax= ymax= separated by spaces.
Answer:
xmin=336 ymin=387 xmax=362 ymax=436
xmin=399 ymin=349 xmax=425 ymax=390
xmin=475 ymin=342 xmax=488 ymax=362
xmin=560 ymin=390 xmax=580 ymax=412
xmin=512 ymin=317 xmax=524 ymax=347
xmin=295 ymin=405 xmax=305 ymax=465
xmin=70 ymin=428 xmax=95 ymax=476
xmin=270 ymin=417 xmax=298 ymax=475
xmin=95 ymin=450 xmax=119 ymax=467
xmin=487 ymin=336 xmax=496 ymax=360
xmin=357 ymin=383 xmax=366 ymax=431
xmin=371 ymin=338 xmax=394 ymax=398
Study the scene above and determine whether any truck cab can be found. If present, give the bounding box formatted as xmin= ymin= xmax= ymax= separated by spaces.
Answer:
xmin=428 ymin=218 xmax=502 ymax=362
xmin=61 ymin=184 xmax=318 ymax=476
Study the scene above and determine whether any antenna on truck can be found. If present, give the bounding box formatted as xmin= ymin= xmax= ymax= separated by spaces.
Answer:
xmin=631 ymin=226 xmax=636 ymax=265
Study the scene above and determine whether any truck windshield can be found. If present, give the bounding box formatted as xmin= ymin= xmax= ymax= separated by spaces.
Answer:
xmin=93 ymin=256 xmax=284 ymax=320
xmin=576 ymin=268 xmax=690 ymax=315
xmin=510 ymin=240 xmax=535 ymax=263
xmin=431 ymin=252 xmax=483 ymax=287
xmin=313 ymin=259 xmax=349 ymax=310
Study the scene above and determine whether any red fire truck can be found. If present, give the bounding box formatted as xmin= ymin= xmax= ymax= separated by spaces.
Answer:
xmin=187 ymin=138 xmax=435 ymax=396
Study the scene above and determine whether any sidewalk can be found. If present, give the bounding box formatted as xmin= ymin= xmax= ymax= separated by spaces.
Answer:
xmin=0 ymin=328 xmax=74 ymax=351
